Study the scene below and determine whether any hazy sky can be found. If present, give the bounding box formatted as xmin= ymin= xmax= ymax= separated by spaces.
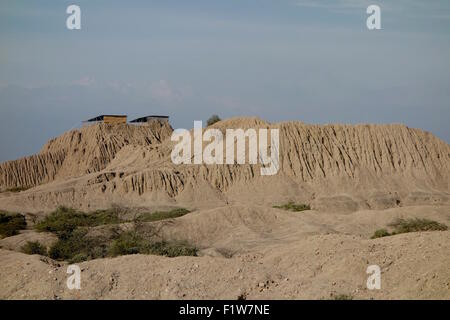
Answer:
xmin=1 ymin=0 xmax=449 ymax=161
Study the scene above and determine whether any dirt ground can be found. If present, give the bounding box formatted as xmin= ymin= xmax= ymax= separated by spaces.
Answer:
xmin=1 ymin=205 xmax=449 ymax=300
xmin=0 ymin=119 xmax=449 ymax=299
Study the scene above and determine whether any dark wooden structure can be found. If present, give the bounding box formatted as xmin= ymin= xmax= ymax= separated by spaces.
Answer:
xmin=130 ymin=115 xmax=169 ymax=124
xmin=84 ymin=115 xmax=127 ymax=124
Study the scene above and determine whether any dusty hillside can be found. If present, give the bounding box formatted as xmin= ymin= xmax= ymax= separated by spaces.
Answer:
xmin=0 ymin=117 xmax=449 ymax=300
xmin=1 ymin=205 xmax=449 ymax=299
xmin=0 ymin=121 xmax=172 ymax=191
xmin=0 ymin=117 xmax=448 ymax=213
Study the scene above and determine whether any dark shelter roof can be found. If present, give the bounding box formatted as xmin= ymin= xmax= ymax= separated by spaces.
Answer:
xmin=130 ymin=115 xmax=169 ymax=123
xmin=84 ymin=115 xmax=127 ymax=122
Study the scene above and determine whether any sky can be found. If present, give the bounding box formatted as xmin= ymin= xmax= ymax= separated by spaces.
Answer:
xmin=1 ymin=0 xmax=449 ymax=161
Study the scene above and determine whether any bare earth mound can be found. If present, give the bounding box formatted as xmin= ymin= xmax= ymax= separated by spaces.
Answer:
xmin=0 ymin=118 xmax=448 ymax=213
xmin=1 ymin=210 xmax=449 ymax=299
xmin=0 ymin=117 xmax=449 ymax=299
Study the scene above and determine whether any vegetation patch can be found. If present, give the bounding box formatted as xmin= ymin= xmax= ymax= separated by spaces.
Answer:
xmin=35 ymin=206 xmax=191 ymax=235
xmin=48 ymin=228 xmax=110 ymax=263
xmin=109 ymin=231 xmax=197 ymax=258
xmin=389 ymin=218 xmax=447 ymax=233
xmin=0 ymin=212 xmax=27 ymax=238
xmin=108 ymin=231 xmax=144 ymax=256
xmin=206 ymin=114 xmax=221 ymax=126
xmin=371 ymin=218 xmax=448 ymax=239
xmin=37 ymin=206 xmax=196 ymax=263
xmin=333 ymin=294 xmax=353 ymax=300
xmin=273 ymin=202 xmax=311 ymax=212
xmin=35 ymin=206 xmax=122 ymax=234
xmin=1 ymin=186 xmax=30 ymax=193
xmin=48 ymin=228 xmax=197 ymax=263
xmin=370 ymin=228 xmax=390 ymax=239
xmin=21 ymin=241 xmax=47 ymax=255
xmin=135 ymin=208 xmax=190 ymax=222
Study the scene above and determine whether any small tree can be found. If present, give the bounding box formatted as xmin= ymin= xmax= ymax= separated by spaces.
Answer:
xmin=207 ymin=114 xmax=221 ymax=126
xmin=21 ymin=241 xmax=47 ymax=255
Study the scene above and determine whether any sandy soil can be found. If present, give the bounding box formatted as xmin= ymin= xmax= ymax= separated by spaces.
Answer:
xmin=0 ymin=118 xmax=449 ymax=299
xmin=0 ymin=205 xmax=449 ymax=300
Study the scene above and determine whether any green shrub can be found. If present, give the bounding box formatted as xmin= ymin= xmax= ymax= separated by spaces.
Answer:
xmin=273 ymin=202 xmax=311 ymax=212
xmin=109 ymin=231 xmax=197 ymax=258
xmin=371 ymin=229 xmax=391 ymax=239
xmin=108 ymin=231 xmax=143 ymax=256
xmin=35 ymin=206 xmax=122 ymax=234
xmin=333 ymin=294 xmax=353 ymax=300
xmin=0 ymin=212 xmax=27 ymax=238
xmin=48 ymin=228 xmax=85 ymax=261
xmin=49 ymin=227 xmax=198 ymax=263
xmin=21 ymin=241 xmax=47 ymax=255
xmin=48 ymin=228 xmax=108 ymax=263
xmin=39 ymin=206 xmax=196 ymax=262
xmin=36 ymin=207 xmax=190 ymax=235
xmin=389 ymin=218 xmax=447 ymax=234
xmin=89 ymin=208 xmax=123 ymax=225
xmin=206 ymin=114 xmax=221 ymax=126
xmin=2 ymin=186 xmax=30 ymax=193
xmin=69 ymin=253 xmax=89 ymax=263
xmin=136 ymin=208 xmax=190 ymax=222
xmin=371 ymin=218 xmax=447 ymax=239
xmin=145 ymin=240 xmax=198 ymax=257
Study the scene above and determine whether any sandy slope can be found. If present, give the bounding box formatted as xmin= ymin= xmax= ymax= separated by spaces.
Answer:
xmin=0 ymin=121 xmax=172 ymax=191
xmin=0 ymin=223 xmax=449 ymax=300
xmin=0 ymin=118 xmax=449 ymax=299
xmin=0 ymin=118 xmax=448 ymax=213
xmin=0 ymin=205 xmax=449 ymax=300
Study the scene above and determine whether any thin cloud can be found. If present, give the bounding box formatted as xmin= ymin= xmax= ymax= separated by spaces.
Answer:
xmin=72 ymin=76 xmax=96 ymax=87
xmin=149 ymin=80 xmax=193 ymax=103
xmin=292 ymin=0 xmax=450 ymax=19
xmin=292 ymin=0 xmax=375 ymax=11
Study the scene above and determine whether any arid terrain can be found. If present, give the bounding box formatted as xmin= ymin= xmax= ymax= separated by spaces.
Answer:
xmin=0 ymin=117 xmax=449 ymax=299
